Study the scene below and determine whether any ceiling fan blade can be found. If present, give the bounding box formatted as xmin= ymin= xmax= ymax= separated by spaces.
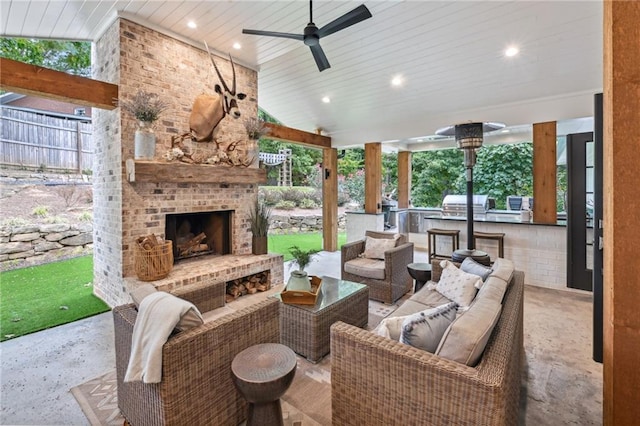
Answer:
xmin=242 ymin=29 xmax=304 ymax=41
xmin=310 ymin=44 xmax=330 ymax=72
xmin=317 ymin=4 xmax=372 ymax=38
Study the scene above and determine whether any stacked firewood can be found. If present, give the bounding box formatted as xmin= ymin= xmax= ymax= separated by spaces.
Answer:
xmin=177 ymin=232 xmax=209 ymax=257
xmin=225 ymin=272 xmax=270 ymax=303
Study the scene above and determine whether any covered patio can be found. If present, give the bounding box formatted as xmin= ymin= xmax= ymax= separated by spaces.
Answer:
xmin=1 ymin=1 xmax=639 ymax=424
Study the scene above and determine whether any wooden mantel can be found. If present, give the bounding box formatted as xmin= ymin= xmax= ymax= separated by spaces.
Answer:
xmin=125 ymin=160 xmax=267 ymax=184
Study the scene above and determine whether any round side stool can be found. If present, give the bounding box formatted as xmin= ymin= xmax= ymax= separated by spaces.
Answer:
xmin=231 ymin=343 xmax=297 ymax=426
xmin=407 ymin=262 xmax=432 ymax=293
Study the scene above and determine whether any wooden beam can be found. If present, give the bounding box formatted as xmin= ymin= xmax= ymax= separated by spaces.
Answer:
xmin=322 ymin=148 xmax=338 ymax=251
xmin=603 ymin=1 xmax=640 ymax=424
xmin=397 ymin=151 xmax=412 ymax=209
xmin=0 ymin=58 xmax=118 ymax=110
xmin=264 ymin=122 xmax=331 ymax=149
xmin=364 ymin=143 xmax=382 ymax=214
xmin=128 ymin=160 xmax=267 ymax=184
xmin=532 ymin=121 xmax=557 ymax=223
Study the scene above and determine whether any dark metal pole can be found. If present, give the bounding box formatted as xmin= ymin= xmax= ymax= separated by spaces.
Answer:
xmin=466 ymin=168 xmax=474 ymax=250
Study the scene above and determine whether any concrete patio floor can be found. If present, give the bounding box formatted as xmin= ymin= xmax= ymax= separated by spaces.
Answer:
xmin=0 ymin=249 xmax=602 ymax=425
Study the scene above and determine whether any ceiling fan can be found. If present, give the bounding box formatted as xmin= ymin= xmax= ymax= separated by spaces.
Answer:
xmin=242 ymin=1 xmax=372 ymax=72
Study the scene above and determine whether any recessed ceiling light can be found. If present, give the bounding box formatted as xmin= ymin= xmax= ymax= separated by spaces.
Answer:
xmin=501 ymin=129 xmax=510 ymax=133
xmin=322 ymin=96 xmax=331 ymax=103
xmin=233 ymin=42 xmax=241 ymax=50
xmin=505 ymin=46 xmax=519 ymax=57
xmin=391 ymin=75 xmax=403 ymax=87
xmin=187 ymin=21 xmax=197 ymax=29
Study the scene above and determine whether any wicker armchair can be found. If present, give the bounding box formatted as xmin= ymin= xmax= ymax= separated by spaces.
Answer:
xmin=113 ymin=293 xmax=279 ymax=426
xmin=341 ymin=230 xmax=414 ymax=304
xmin=330 ymin=264 xmax=525 ymax=426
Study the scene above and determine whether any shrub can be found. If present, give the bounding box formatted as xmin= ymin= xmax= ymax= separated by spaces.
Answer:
xmin=53 ymin=184 xmax=82 ymax=208
xmin=280 ymin=187 xmax=306 ymax=205
xmin=45 ymin=216 xmax=66 ymax=224
xmin=1 ymin=217 xmax=27 ymax=227
xmin=275 ymin=200 xmax=296 ymax=210
xmin=299 ymin=198 xmax=317 ymax=209
xmin=32 ymin=206 xmax=49 ymax=217
xmin=337 ymin=191 xmax=350 ymax=206
xmin=78 ymin=212 xmax=92 ymax=222
xmin=260 ymin=188 xmax=283 ymax=206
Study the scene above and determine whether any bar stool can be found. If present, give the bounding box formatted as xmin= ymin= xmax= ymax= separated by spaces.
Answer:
xmin=473 ymin=231 xmax=505 ymax=261
xmin=427 ymin=228 xmax=460 ymax=261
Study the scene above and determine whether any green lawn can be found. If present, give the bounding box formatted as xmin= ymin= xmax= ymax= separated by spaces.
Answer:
xmin=269 ymin=232 xmax=347 ymax=261
xmin=0 ymin=255 xmax=109 ymax=342
xmin=0 ymin=233 xmax=345 ymax=341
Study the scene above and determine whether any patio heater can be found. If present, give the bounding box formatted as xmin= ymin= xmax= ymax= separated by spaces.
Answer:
xmin=435 ymin=122 xmax=505 ymax=265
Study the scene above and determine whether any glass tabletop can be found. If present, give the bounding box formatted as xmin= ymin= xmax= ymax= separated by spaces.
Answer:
xmin=272 ymin=276 xmax=366 ymax=313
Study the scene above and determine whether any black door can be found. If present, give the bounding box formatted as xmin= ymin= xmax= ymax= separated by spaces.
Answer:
xmin=566 ymin=131 xmax=594 ymax=291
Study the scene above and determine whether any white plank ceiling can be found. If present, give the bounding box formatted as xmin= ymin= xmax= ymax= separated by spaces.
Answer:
xmin=0 ymin=0 xmax=603 ymax=150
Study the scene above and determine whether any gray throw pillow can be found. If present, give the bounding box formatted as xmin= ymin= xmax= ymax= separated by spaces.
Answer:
xmin=399 ymin=302 xmax=458 ymax=352
xmin=460 ymin=257 xmax=493 ymax=288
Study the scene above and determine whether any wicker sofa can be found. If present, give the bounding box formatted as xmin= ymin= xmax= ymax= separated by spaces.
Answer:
xmin=331 ymin=259 xmax=524 ymax=426
xmin=341 ymin=230 xmax=414 ymax=304
xmin=113 ymin=288 xmax=280 ymax=426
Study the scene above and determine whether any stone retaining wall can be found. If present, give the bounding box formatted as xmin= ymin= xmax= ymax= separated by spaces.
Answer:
xmin=270 ymin=213 xmax=346 ymax=234
xmin=0 ymin=223 xmax=93 ymax=271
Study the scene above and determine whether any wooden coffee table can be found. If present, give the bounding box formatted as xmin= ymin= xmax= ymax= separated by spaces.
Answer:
xmin=273 ymin=276 xmax=369 ymax=362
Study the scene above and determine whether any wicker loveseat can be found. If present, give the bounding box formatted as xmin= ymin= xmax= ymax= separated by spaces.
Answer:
xmin=113 ymin=288 xmax=279 ymax=426
xmin=341 ymin=230 xmax=414 ymax=304
xmin=331 ymin=259 xmax=524 ymax=425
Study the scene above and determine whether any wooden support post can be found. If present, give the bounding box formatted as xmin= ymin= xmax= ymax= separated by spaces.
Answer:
xmin=532 ymin=121 xmax=557 ymax=223
xmin=322 ymin=148 xmax=338 ymax=251
xmin=397 ymin=151 xmax=412 ymax=209
xmin=364 ymin=143 xmax=382 ymax=214
xmin=603 ymin=1 xmax=640 ymax=424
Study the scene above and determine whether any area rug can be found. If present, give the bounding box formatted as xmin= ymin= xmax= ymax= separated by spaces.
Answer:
xmin=71 ymin=356 xmax=331 ymax=426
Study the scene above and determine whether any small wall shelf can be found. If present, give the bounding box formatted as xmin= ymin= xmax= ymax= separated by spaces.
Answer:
xmin=126 ymin=159 xmax=267 ymax=184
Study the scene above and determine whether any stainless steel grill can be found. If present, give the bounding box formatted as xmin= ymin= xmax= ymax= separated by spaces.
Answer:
xmin=441 ymin=194 xmax=493 ymax=217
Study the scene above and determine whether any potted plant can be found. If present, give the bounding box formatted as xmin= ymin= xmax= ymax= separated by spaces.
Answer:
xmin=286 ymin=245 xmax=319 ymax=291
xmin=119 ymin=90 xmax=169 ymax=160
xmin=249 ymin=198 xmax=271 ymax=255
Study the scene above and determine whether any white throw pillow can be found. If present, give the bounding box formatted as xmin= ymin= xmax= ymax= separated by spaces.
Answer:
xmin=436 ymin=260 xmax=482 ymax=308
xmin=460 ymin=257 xmax=493 ymax=288
xmin=399 ymin=302 xmax=458 ymax=352
xmin=374 ymin=315 xmax=410 ymax=341
xmin=362 ymin=236 xmax=396 ymax=260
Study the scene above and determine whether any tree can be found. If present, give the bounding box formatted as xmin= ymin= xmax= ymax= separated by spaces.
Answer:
xmin=411 ymin=149 xmax=465 ymax=207
xmin=473 ymin=143 xmax=533 ymax=209
xmin=0 ymin=38 xmax=91 ymax=76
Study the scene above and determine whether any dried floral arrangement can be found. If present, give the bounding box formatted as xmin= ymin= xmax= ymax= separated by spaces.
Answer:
xmin=244 ymin=117 xmax=267 ymax=140
xmin=118 ymin=90 xmax=169 ymax=123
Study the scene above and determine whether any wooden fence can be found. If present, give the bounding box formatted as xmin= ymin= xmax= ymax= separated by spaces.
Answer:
xmin=1 ymin=106 xmax=93 ymax=171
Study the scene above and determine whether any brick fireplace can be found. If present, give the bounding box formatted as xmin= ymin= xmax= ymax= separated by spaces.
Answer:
xmin=91 ymin=18 xmax=283 ymax=307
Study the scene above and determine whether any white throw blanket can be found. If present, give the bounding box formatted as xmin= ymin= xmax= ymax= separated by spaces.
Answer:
xmin=124 ymin=292 xmax=202 ymax=384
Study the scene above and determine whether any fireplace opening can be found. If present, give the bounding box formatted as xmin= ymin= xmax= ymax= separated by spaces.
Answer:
xmin=165 ymin=211 xmax=232 ymax=262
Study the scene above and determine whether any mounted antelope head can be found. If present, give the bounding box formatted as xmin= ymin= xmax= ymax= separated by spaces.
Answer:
xmin=189 ymin=42 xmax=247 ymax=143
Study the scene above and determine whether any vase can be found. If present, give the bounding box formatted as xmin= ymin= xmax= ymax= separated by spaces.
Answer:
xmin=252 ymin=235 xmax=268 ymax=255
xmin=134 ymin=121 xmax=156 ymax=160
xmin=287 ymin=270 xmax=311 ymax=292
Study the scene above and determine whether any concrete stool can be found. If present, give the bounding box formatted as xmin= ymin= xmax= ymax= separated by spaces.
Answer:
xmin=473 ymin=231 xmax=505 ymax=260
xmin=231 ymin=343 xmax=297 ymax=426
xmin=407 ymin=262 xmax=432 ymax=293
xmin=427 ymin=228 xmax=460 ymax=261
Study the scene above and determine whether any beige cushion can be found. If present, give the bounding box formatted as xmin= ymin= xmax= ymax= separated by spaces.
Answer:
xmin=344 ymin=257 xmax=386 ymax=280
xmin=131 ymin=283 xmax=158 ymax=307
xmin=400 ymin=302 xmax=458 ymax=352
xmin=490 ymin=258 xmax=515 ymax=284
xmin=436 ymin=260 xmax=481 ymax=308
xmin=409 ymin=287 xmax=453 ymax=308
xmin=436 ymin=295 xmax=502 ymax=366
xmin=476 ymin=276 xmax=508 ymax=304
xmin=130 ymin=283 xmax=203 ymax=332
xmin=374 ymin=315 xmax=409 ymax=341
xmin=362 ymin=236 xmax=396 ymax=260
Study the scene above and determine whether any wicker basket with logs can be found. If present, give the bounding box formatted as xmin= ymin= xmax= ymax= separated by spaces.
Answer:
xmin=134 ymin=234 xmax=173 ymax=281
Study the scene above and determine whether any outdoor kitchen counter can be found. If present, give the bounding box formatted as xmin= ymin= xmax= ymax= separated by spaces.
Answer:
xmin=410 ymin=213 xmax=569 ymax=291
